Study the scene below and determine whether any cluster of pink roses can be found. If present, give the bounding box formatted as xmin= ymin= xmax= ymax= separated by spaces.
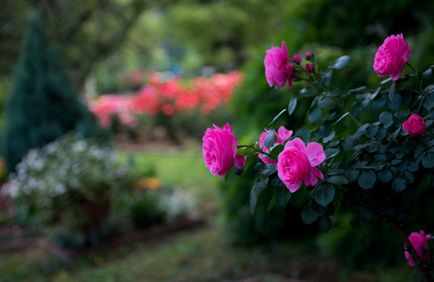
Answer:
xmin=90 ymin=71 xmax=243 ymax=128
xmin=405 ymin=230 xmax=432 ymax=267
xmin=202 ymin=123 xmax=325 ymax=192
xmin=264 ymin=42 xmax=315 ymax=89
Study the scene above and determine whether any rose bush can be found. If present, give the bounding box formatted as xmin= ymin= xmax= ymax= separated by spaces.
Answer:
xmin=204 ymin=34 xmax=434 ymax=279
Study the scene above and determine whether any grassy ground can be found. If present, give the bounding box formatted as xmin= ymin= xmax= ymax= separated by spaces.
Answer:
xmin=0 ymin=144 xmax=414 ymax=282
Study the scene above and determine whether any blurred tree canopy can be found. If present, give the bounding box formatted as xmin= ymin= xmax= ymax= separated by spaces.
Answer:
xmin=0 ymin=0 xmax=168 ymax=89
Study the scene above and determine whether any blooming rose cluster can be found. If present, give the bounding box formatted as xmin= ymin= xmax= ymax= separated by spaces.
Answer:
xmin=264 ymin=42 xmax=315 ymax=88
xmin=404 ymin=230 xmax=432 ymax=267
xmin=90 ymin=71 xmax=243 ymax=128
xmin=202 ymin=123 xmax=325 ymax=193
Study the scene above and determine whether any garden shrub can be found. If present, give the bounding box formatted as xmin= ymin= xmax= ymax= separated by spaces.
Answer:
xmin=130 ymin=191 xmax=165 ymax=230
xmin=4 ymin=12 xmax=108 ymax=173
xmin=220 ymin=0 xmax=434 ymax=263
xmin=5 ymin=136 xmax=134 ymax=248
xmin=204 ymin=30 xmax=434 ymax=279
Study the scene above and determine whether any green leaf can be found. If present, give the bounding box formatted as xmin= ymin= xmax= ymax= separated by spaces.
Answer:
xmin=325 ymin=148 xmax=340 ymax=158
xmin=424 ymin=92 xmax=434 ymax=110
xmin=392 ymin=177 xmax=406 ymax=193
xmin=388 ymin=92 xmax=401 ymax=110
xmin=301 ymin=203 xmax=318 ymax=224
xmin=308 ymin=107 xmax=321 ymax=124
xmin=422 ymin=67 xmax=432 ymax=79
xmin=379 ymin=112 xmax=393 ymax=128
xmin=331 ymin=112 xmax=350 ymax=126
xmin=267 ymin=109 xmax=287 ymax=127
xmin=263 ymin=130 xmax=276 ymax=148
xmin=422 ymin=153 xmax=434 ymax=168
xmin=276 ymin=184 xmax=291 ymax=208
xmin=250 ymin=177 xmax=269 ymax=214
xmin=365 ymin=124 xmax=379 ymax=138
xmin=388 ymin=82 xmax=396 ymax=101
xmin=377 ymin=170 xmax=392 ymax=183
xmin=287 ymin=97 xmax=298 ymax=116
xmin=381 ymin=77 xmax=392 ymax=85
xmin=267 ymin=194 xmax=277 ymax=211
xmin=314 ymin=183 xmax=336 ymax=207
xmin=323 ymin=132 xmax=336 ymax=143
xmin=326 ymin=175 xmax=348 ymax=185
xmin=358 ymin=170 xmax=376 ymax=189
xmin=333 ymin=55 xmax=351 ymax=69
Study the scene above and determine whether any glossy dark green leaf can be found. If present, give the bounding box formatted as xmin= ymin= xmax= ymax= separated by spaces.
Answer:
xmin=388 ymin=82 xmax=396 ymax=101
xmin=392 ymin=177 xmax=406 ymax=193
xmin=268 ymin=109 xmax=287 ymax=127
xmin=263 ymin=130 xmax=276 ymax=148
xmin=379 ymin=112 xmax=393 ymax=127
xmin=308 ymin=107 xmax=321 ymax=124
xmin=377 ymin=169 xmax=392 ymax=183
xmin=388 ymin=92 xmax=401 ymax=110
xmin=287 ymin=97 xmax=298 ymax=116
xmin=301 ymin=203 xmax=318 ymax=224
xmin=422 ymin=67 xmax=432 ymax=79
xmin=333 ymin=55 xmax=351 ymax=69
xmin=326 ymin=176 xmax=348 ymax=185
xmin=422 ymin=153 xmax=434 ymax=168
xmin=250 ymin=177 xmax=269 ymax=214
xmin=276 ymin=184 xmax=291 ymax=208
xmin=358 ymin=170 xmax=376 ymax=189
xmin=314 ymin=183 xmax=336 ymax=207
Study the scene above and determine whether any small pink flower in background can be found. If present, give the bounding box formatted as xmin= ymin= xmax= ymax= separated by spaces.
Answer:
xmin=293 ymin=53 xmax=301 ymax=64
xmin=403 ymin=114 xmax=425 ymax=136
xmin=234 ymin=155 xmax=247 ymax=170
xmin=264 ymin=42 xmax=295 ymax=88
xmin=373 ymin=34 xmax=411 ymax=81
xmin=305 ymin=62 xmax=315 ymax=73
xmin=305 ymin=51 xmax=314 ymax=60
xmin=277 ymin=138 xmax=326 ymax=192
xmin=202 ymin=123 xmax=238 ymax=177
xmin=409 ymin=230 xmax=431 ymax=259
xmin=405 ymin=230 xmax=432 ymax=267
xmin=258 ymin=126 xmax=293 ymax=164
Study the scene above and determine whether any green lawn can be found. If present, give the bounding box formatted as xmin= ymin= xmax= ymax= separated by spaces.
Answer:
xmin=0 ymin=145 xmax=414 ymax=282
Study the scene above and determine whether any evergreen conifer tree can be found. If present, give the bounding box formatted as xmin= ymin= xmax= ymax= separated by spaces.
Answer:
xmin=4 ymin=12 xmax=109 ymax=173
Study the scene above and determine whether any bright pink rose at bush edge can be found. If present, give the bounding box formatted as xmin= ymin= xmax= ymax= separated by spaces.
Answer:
xmin=264 ymin=42 xmax=295 ymax=88
xmin=405 ymin=230 xmax=432 ymax=267
xmin=403 ymin=114 xmax=425 ymax=136
xmin=202 ymin=123 xmax=238 ymax=177
xmin=373 ymin=33 xmax=411 ymax=81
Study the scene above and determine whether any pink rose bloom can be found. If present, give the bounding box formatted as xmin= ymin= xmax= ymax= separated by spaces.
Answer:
xmin=404 ymin=250 xmax=416 ymax=267
xmin=305 ymin=62 xmax=315 ymax=73
xmin=409 ymin=230 xmax=431 ymax=259
xmin=373 ymin=34 xmax=411 ymax=81
xmin=202 ymin=123 xmax=238 ymax=176
xmin=234 ymin=154 xmax=246 ymax=170
xmin=264 ymin=42 xmax=295 ymax=88
xmin=403 ymin=114 xmax=425 ymax=136
xmin=258 ymin=126 xmax=293 ymax=164
xmin=277 ymin=138 xmax=326 ymax=192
